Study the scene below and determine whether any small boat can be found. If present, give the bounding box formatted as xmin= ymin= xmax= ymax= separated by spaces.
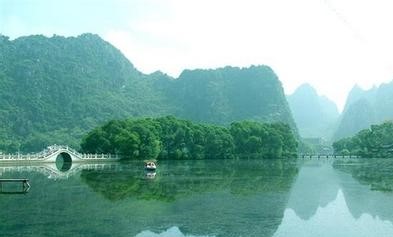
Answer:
xmin=144 ymin=161 xmax=157 ymax=171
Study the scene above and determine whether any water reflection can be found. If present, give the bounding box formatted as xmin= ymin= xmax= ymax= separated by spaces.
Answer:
xmin=80 ymin=159 xmax=298 ymax=202
xmin=334 ymin=159 xmax=393 ymax=222
xmin=286 ymin=161 xmax=340 ymax=220
xmin=0 ymin=162 xmax=120 ymax=180
xmin=135 ymin=226 xmax=213 ymax=237
xmin=275 ymin=189 xmax=393 ymax=237
xmin=145 ymin=171 xmax=156 ymax=179
xmin=0 ymin=159 xmax=298 ymax=237
xmin=2 ymin=159 xmax=393 ymax=237
xmin=273 ymin=159 xmax=393 ymax=237
xmin=334 ymin=159 xmax=393 ymax=192
xmin=79 ymin=159 xmax=299 ymax=237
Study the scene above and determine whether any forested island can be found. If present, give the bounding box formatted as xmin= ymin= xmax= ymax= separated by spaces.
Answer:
xmin=333 ymin=121 xmax=393 ymax=158
xmin=81 ymin=116 xmax=298 ymax=159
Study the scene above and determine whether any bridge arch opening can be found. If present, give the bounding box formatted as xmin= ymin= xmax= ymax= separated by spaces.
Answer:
xmin=56 ymin=152 xmax=72 ymax=172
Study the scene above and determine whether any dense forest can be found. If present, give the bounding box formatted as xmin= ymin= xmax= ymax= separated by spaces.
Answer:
xmin=81 ymin=116 xmax=298 ymax=159
xmin=0 ymin=34 xmax=295 ymax=152
xmin=333 ymin=121 xmax=393 ymax=158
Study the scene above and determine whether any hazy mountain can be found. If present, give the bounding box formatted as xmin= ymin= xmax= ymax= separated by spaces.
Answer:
xmin=0 ymin=34 xmax=295 ymax=152
xmin=287 ymin=83 xmax=339 ymax=139
xmin=334 ymin=99 xmax=376 ymax=140
xmin=333 ymin=82 xmax=393 ymax=141
xmin=342 ymin=85 xmax=365 ymax=112
xmin=168 ymin=65 xmax=295 ymax=126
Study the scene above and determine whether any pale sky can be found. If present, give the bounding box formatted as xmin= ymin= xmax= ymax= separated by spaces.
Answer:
xmin=2 ymin=0 xmax=393 ymax=111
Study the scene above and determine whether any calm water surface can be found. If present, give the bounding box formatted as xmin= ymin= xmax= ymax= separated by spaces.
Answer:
xmin=1 ymin=158 xmax=393 ymax=237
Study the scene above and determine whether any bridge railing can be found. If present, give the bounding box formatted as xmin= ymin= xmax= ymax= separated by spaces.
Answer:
xmin=0 ymin=154 xmax=45 ymax=160
xmin=63 ymin=146 xmax=82 ymax=156
xmin=80 ymin=153 xmax=120 ymax=160
xmin=298 ymin=154 xmax=361 ymax=159
xmin=0 ymin=145 xmax=120 ymax=162
xmin=52 ymin=146 xmax=120 ymax=160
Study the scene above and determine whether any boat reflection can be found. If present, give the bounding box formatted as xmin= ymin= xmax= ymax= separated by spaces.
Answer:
xmin=145 ymin=171 xmax=156 ymax=179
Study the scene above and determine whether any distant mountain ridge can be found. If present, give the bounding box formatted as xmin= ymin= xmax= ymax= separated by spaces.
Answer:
xmin=287 ymin=83 xmax=339 ymax=139
xmin=0 ymin=33 xmax=296 ymax=152
xmin=334 ymin=82 xmax=393 ymax=141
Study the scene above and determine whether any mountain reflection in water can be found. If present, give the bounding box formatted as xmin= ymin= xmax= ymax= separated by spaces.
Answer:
xmin=135 ymin=226 xmax=213 ymax=237
xmin=80 ymin=159 xmax=298 ymax=237
xmin=274 ymin=159 xmax=393 ymax=237
xmin=1 ymin=158 xmax=393 ymax=237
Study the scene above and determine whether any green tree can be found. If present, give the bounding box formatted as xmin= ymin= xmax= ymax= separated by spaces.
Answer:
xmin=81 ymin=116 xmax=298 ymax=160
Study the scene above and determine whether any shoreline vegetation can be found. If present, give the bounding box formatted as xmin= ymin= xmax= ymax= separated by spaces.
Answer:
xmin=81 ymin=116 xmax=298 ymax=160
xmin=333 ymin=121 xmax=393 ymax=158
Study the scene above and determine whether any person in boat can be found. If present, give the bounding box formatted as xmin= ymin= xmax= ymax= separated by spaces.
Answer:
xmin=145 ymin=161 xmax=157 ymax=170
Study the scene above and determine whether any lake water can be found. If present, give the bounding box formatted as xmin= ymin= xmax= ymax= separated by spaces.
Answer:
xmin=1 ymin=158 xmax=393 ymax=237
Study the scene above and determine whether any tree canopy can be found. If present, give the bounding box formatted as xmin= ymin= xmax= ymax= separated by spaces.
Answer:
xmin=81 ymin=116 xmax=298 ymax=160
xmin=333 ymin=121 xmax=393 ymax=158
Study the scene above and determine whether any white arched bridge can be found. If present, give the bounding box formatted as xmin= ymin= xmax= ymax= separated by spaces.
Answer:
xmin=0 ymin=145 xmax=119 ymax=163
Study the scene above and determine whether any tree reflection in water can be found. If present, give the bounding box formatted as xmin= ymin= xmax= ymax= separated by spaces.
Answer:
xmin=80 ymin=159 xmax=299 ymax=237
xmin=334 ymin=159 xmax=393 ymax=192
xmin=80 ymin=159 xmax=298 ymax=202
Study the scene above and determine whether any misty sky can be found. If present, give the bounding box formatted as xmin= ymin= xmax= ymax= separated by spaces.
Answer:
xmin=2 ymin=0 xmax=393 ymax=111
